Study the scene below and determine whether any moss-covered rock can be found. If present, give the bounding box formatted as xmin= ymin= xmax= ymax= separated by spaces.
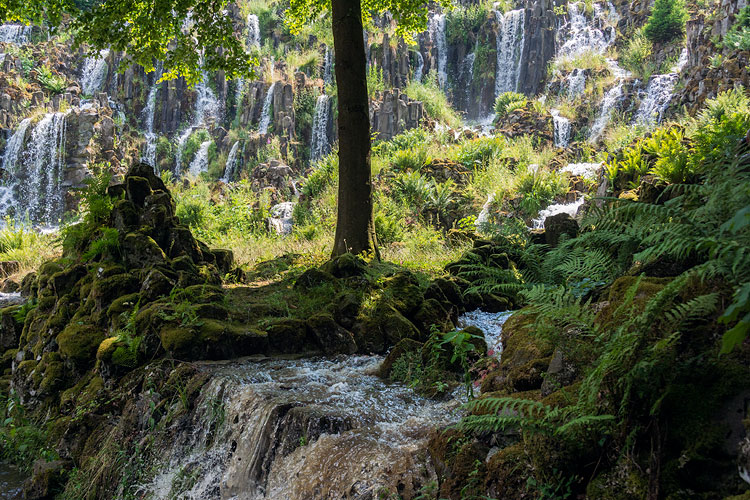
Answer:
xmin=412 ymin=298 xmax=453 ymax=337
xmin=306 ymin=314 xmax=357 ymax=355
xmin=122 ymin=232 xmax=167 ymax=268
xmin=356 ymin=303 xmax=420 ymax=353
xmin=293 ymin=268 xmax=339 ymax=290
xmin=57 ymin=323 xmax=106 ymax=369
xmin=267 ymin=318 xmax=313 ymax=354
xmin=320 ymin=253 xmax=367 ymax=278
xmin=378 ymin=338 xmax=424 ymax=378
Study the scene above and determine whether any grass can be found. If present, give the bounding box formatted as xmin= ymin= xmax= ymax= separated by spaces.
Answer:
xmin=405 ymin=77 xmax=461 ymax=128
xmin=0 ymin=219 xmax=60 ymax=282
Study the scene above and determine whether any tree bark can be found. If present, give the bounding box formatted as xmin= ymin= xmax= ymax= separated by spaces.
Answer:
xmin=330 ymin=0 xmax=380 ymax=259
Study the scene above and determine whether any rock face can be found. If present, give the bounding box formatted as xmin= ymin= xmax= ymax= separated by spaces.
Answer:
xmin=370 ymin=89 xmax=424 ymax=141
xmin=518 ymin=0 xmax=557 ymax=96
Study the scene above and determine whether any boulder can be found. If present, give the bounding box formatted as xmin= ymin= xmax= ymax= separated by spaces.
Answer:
xmin=543 ymin=212 xmax=579 ymax=247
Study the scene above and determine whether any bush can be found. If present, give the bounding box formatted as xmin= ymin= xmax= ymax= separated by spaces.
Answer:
xmin=691 ymin=87 xmax=750 ymax=170
xmin=644 ymin=0 xmax=688 ymax=43
xmin=454 ymin=137 xmax=505 ymax=169
xmin=725 ymin=6 xmax=750 ymax=50
xmin=405 ymin=76 xmax=461 ymax=127
xmin=302 ymin=152 xmax=338 ymax=199
xmin=494 ymin=92 xmax=527 ymax=119
xmin=619 ymin=29 xmax=654 ymax=78
xmin=390 ymin=148 xmax=430 ymax=172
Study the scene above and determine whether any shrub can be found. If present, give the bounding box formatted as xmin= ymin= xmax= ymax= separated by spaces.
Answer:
xmin=367 ymin=63 xmax=385 ymax=98
xmin=691 ymin=87 xmax=750 ymax=170
xmin=405 ymin=75 xmax=461 ymax=127
xmin=392 ymin=171 xmax=435 ymax=212
xmin=302 ymin=152 xmax=338 ymax=199
xmin=446 ymin=4 xmax=488 ymax=46
xmin=619 ymin=29 xmax=654 ymax=78
xmin=35 ymin=65 xmax=67 ymax=94
xmin=642 ymin=127 xmax=694 ymax=184
xmin=494 ymin=91 xmax=527 ymax=119
xmin=644 ymin=0 xmax=688 ymax=43
xmin=724 ymin=6 xmax=750 ymax=50
xmin=453 ymin=137 xmax=505 ymax=169
xmin=390 ymin=147 xmax=430 ymax=172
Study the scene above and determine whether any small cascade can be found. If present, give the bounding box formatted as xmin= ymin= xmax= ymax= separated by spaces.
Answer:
xmin=137 ymin=356 xmax=463 ymax=499
xmin=476 ymin=193 xmax=495 ymax=229
xmin=310 ymin=94 xmax=331 ymax=162
xmin=246 ymin=14 xmax=261 ymax=49
xmin=532 ymin=198 xmax=585 ymax=229
xmin=413 ymin=50 xmax=424 ymax=82
xmin=428 ymin=13 xmax=447 ymax=89
xmin=566 ymin=68 xmax=586 ymax=98
xmin=141 ymin=63 xmax=163 ymax=168
xmin=0 ymin=112 xmax=68 ymax=222
xmin=268 ymin=201 xmax=295 ymax=235
xmin=460 ymin=51 xmax=476 ymax=104
xmin=459 ymin=310 xmax=515 ymax=359
xmin=557 ymin=2 xmax=617 ymax=59
xmin=323 ymin=47 xmax=333 ymax=84
xmin=588 ymin=60 xmax=630 ymax=142
xmin=222 ymin=141 xmax=241 ymax=182
xmin=551 ymin=109 xmax=571 ymax=148
xmin=258 ymin=82 xmax=276 ymax=134
xmin=0 ymin=24 xmax=31 ymax=44
xmin=561 ymin=162 xmax=602 ymax=179
xmin=81 ymin=49 xmax=110 ymax=96
xmin=188 ymin=140 xmax=212 ymax=176
xmin=493 ymin=9 xmax=526 ymax=98
xmin=175 ymin=74 xmax=220 ymax=173
xmin=634 ymin=48 xmax=688 ymax=126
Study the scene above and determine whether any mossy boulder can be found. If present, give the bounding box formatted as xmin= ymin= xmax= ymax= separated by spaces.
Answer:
xmin=0 ymin=305 xmax=23 ymax=352
xmin=57 ymin=323 xmax=106 ymax=369
xmin=383 ymin=271 xmax=424 ymax=316
xmin=321 ymin=253 xmax=367 ymax=278
xmin=126 ymin=175 xmax=152 ymax=207
xmin=378 ymin=338 xmax=423 ymax=378
xmin=586 ymin=457 xmax=649 ymax=499
xmin=412 ymin=298 xmax=454 ymax=337
xmin=596 ymin=276 xmax=671 ymax=328
xmin=294 ymin=268 xmax=339 ymax=290
xmin=123 ymin=232 xmax=167 ymax=268
xmin=50 ymin=264 xmax=87 ymax=298
xmin=484 ymin=443 xmax=533 ymax=499
xmin=23 ymin=459 xmax=72 ymax=500
xmin=267 ymin=318 xmax=313 ymax=354
xmin=160 ymin=320 xmax=269 ymax=360
xmin=307 ymin=314 xmax=357 ymax=355
xmin=90 ymin=273 xmax=140 ymax=313
xmin=356 ymin=303 xmax=420 ymax=353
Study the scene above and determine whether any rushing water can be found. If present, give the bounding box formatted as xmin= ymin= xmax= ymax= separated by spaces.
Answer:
xmin=634 ymin=48 xmax=688 ymax=126
xmin=188 ymin=140 xmax=212 ymax=177
xmin=138 ymin=355 xmax=464 ymax=499
xmin=268 ymin=201 xmax=295 ymax=235
xmin=494 ymin=9 xmax=526 ymax=99
xmin=561 ymin=162 xmax=601 ymax=179
xmin=223 ymin=141 xmax=241 ymax=182
xmin=557 ymin=2 xmax=617 ymax=59
xmin=175 ymin=74 xmax=220 ymax=173
xmin=551 ymin=109 xmax=571 ymax=148
xmin=0 ymin=24 xmax=31 ymax=45
xmin=141 ymin=63 xmax=163 ymax=168
xmin=323 ymin=47 xmax=334 ymax=84
xmin=566 ymin=68 xmax=586 ymax=98
xmin=0 ymin=112 xmax=68 ymax=222
xmin=413 ymin=50 xmax=424 ymax=83
xmin=310 ymin=94 xmax=331 ymax=162
xmin=428 ymin=13 xmax=448 ymax=89
xmin=532 ymin=198 xmax=585 ymax=229
xmin=459 ymin=310 xmax=514 ymax=358
xmin=81 ymin=49 xmax=110 ymax=96
xmin=588 ymin=60 xmax=630 ymax=143
xmin=258 ymin=82 xmax=276 ymax=135
xmin=246 ymin=14 xmax=261 ymax=49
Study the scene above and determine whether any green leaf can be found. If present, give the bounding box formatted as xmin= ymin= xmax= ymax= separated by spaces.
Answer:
xmin=720 ymin=312 xmax=750 ymax=354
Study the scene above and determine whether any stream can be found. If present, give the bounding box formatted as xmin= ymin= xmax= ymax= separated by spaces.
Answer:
xmin=0 ymin=462 xmax=25 ymax=499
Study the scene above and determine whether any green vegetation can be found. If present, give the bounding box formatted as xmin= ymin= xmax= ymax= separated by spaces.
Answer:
xmin=644 ymin=0 xmax=688 ymax=43
xmin=725 ymin=5 xmax=750 ymax=50
xmin=405 ymin=76 xmax=461 ymax=127
xmin=494 ymin=91 xmax=527 ymax=119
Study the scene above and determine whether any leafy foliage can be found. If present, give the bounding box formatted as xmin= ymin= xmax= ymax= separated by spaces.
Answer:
xmin=724 ymin=5 xmax=750 ymax=50
xmin=643 ymin=0 xmax=688 ymax=43
xmin=494 ymin=91 xmax=527 ymax=119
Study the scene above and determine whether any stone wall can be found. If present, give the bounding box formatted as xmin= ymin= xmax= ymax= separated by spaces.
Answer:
xmin=370 ymin=89 xmax=424 ymax=142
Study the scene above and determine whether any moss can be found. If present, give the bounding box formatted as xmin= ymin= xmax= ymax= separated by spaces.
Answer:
xmin=57 ymin=323 xmax=106 ymax=368
xmin=91 ymin=273 xmax=141 ymax=311
xmin=96 ymin=337 xmax=119 ymax=362
xmin=378 ymin=338 xmax=424 ymax=378
xmin=484 ymin=443 xmax=533 ymax=498
xmin=586 ymin=457 xmax=649 ymax=500
xmin=106 ymin=293 xmax=141 ymax=323
xmin=358 ymin=303 xmax=420 ymax=353
xmin=596 ymin=276 xmax=672 ymax=328
xmin=38 ymin=352 xmax=65 ymax=394
xmin=160 ymin=325 xmax=197 ymax=355
xmin=267 ymin=318 xmax=312 ymax=354
xmin=382 ymin=271 xmax=424 ymax=316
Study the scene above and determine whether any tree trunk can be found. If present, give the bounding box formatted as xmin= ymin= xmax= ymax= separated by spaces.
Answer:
xmin=330 ymin=0 xmax=380 ymax=259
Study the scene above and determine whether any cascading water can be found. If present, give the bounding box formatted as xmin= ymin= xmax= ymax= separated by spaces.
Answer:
xmin=476 ymin=193 xmax=495 ymax=229
xmin=413 ymin=50 xmax=424 ymax=83
xmin=561 ymin=162 xmax=602 ymax=179
xmin=459 ymin=310 xmax=515 ymax=358
xmin=175 ymin=74 xmax=220 ymax=173
xmin=268 ymin=201 xmax=295 ymax=235
xmin=188 ymin=140 xmax=212 ymax=177
xmin=588 ymin=60 xmax=630 ymax=142
xmin=222 ymin=141 xmax=241 ymax=182
xmin=141 ymin=63 xmax=163 ymax=168
xmin=0 ymin=24 xmax=31 ymax=44
xmin=493 ymin=9 xmax=526 ymax=98
xmin=556 ymin=2 xmax=617 ymax=59
xmin=136 ymin=356 xmax=463 ymax=499
xmin=258 ymin=82 xmax=276 ymax=134
xmin=428 ymin=13 xmax=448 ymax=89
xmin=323 ymin=47 xmax=333 ymax=84
xmin=634 ymin=48 xmax=688 ymax=126
xmin=532 ymin=197 xmax=585 ymax=229
xmin=80 ymin=49 xmax=110 ymax=96
xmin=566 ymin=68 xmax=586 ymax=98
xmin=0 ymin=112 xmax=68 ymax=222
xmin=551 ymin=109 xmax=571 ymax=148
xmin=246 ymin=14 xmax=261 ymax=49
xmin=460 ymin=51 xmax=476 ymax=104
xmin=310 ymin=94 xmax=331 ymax=162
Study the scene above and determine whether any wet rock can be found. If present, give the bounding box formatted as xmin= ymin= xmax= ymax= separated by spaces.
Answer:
xmin=306 ymin=314 xmax=357 ymax=355
xmin=23 ymin=459 xmax=72 ymax=500
xmin=378 ymin=338 xmax=423 ymax=378
xmin=543 ymin=212 xmax=579 ymax=247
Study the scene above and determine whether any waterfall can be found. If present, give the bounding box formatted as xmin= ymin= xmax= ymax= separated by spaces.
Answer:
xmin=551 ymin=109 xmax=571 ymax=148
xmin=222 ymin=141 xmax=241 ymax=182
xmin=0 ymin=113 xmax=68 ymax=222
xmin=413 ymin=50 xmax=424 ymax=83
xmin=476 ymin=193 xmax=495 ymax=229
xmin=493 ymin=9 xmax=526 ymax=98
xmin=81 ymin=49 xmax=110 ymax=96
xmin=175 ymin=74 xmax=220 ymax=173
xmin=259 ymin=82 xmax=276 ymax=134
xmin=588 ymin=60 xmax=630 ymax=142
xmin=0 ymin=24 xmax=32 ymax=44
xmin=428 ymin=13 xmax=447 ymax=89
xmin=141 ymin=63 xmax=163 ymax=168
xmin=310 ymin=94 xmax=331 ymax=162
xmin=188 ymin=140 xmax=212 ymax=176
xmin=557 ymin=2 xmax=617 ymax=59
xmin=134 ymin=356 xmax=462 ymax=499
xmin=323 ymin=47 xmax=333 ymax=84
xmin=634 ymin=48 xmax=688 ymax=126
xmin=246 ymin=14 xmax=261 ymax=49
xmin=532 ymin=198 xmax=585 ymax=230
xmin=268 ymin=202 xmax=295 ymax=235
xmin=561 ymin=162 xmax=602 ymax=179
xmin=461 ymin=51 xmax=476 ymax=104
xmin=566 ymin=68 xmax=586 ymax=98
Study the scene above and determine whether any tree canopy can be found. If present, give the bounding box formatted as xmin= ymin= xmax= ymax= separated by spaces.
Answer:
xmin=0 ymin=0 xmax=255 ymax=85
